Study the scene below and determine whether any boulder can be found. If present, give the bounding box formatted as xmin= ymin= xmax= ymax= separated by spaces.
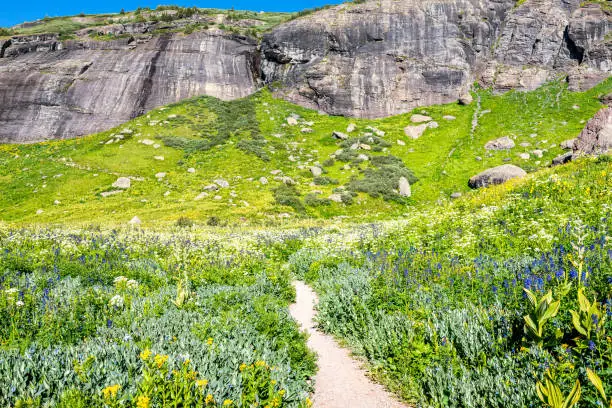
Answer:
xmin=532 ymin=149 xmax=543 ymax=158
xmin=259 ymin=177 xmax=268 ymax=185
xmin=310 ymin=166 xmax=323 ymax=177
xmin=485 ymin=136 xmax=515 ymax=150
xmin=573 ymin=107 xmax=612 ymax=156
xmin=519 ymin=153 xmax=530 ymax=160
xmin=552 ymin=152 xmax=573 ymax=166
xmin=203 ymin=184 xmax=219 ymax=191
xmin=301 ymin=128 xmax=313 ymax=134
xmin=187 ymin=168 xmax=196 ymax=174
xmin=411 ymin=114 xmax=432 ymax=123
xmin=451 ymin=192 xmax=462 ymax=199
xmin=214 ymin=178 xmax=230 ymax=188
xmin=333 ymin=131 xmax=348 ymax=140
xmin=112 ymin=177 xmax=131 ymax=189
xmin=329 ymin=193 xmax=343 ymax=203
xmin=459 ymin=94 xmax=474 ymax=105
xmin=398 ymin=177 xmax=411 ymax=197
xmin=195 ymin=192 xmax=208 ymax=200
xmin=404 ymin=123 xmax=429 ymax=139
xmin=443 ymin=115 xmax=456 ymax=121
xmin=468 ymin=164 xmax=526 ymax=188
xmin=286 ymin=117 xmax=298 ymax=126
xmin=347 ymin=123 xmax=356 ymax=133
xmin=129 ymin=216 xmax=141 ymax=225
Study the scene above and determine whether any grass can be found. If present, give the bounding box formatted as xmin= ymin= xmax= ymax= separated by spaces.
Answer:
xmin=0 ymin=78 xmax=610 ymax=227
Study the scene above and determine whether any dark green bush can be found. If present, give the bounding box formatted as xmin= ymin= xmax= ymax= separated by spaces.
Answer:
xmin=273 ymin=185 xmax=304 ymax=212
xmin=313 ymin=176 xmax=339 ymax=186
xmin=304 ymin=194 xmax=331 ymax=207
xmin=176 ymin=217 xmax=194 ymax=228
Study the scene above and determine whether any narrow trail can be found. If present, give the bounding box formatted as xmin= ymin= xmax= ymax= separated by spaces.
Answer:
xmin=290 ymin=281 xmax=409 ymax=408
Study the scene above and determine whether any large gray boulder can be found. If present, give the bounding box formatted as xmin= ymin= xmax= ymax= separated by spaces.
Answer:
xmin=573 ymin=107 xmax=612 ymax=156
xmin=468 ymin=164 xmax=527 ymax=188
xmin=485 ymin=136 xmax=515 ymax=150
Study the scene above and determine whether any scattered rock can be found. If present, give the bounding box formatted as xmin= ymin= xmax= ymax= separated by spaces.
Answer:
xmin=187 ymin=168 xmax=196 ymax=174
xmin=287 ymin=117 xmax=298 ymax=126
xmin=155 ymin=172 xmax=166 ymax=179
xmin=347 ymin=123 xmax=356 ymax=133
xmin=475 ymin=156 xmax=482 ymax=161
xmin=112 ymin=177 xmax=131 ymax=189
xmin=359 ymin=144 xmax=371 ymax=150
xmin=329 ymin=194 xmax=343 ymax=203
xmin=397 ymin=140 xmax=406 ymax=146
xmin=411 ymin=114 xmax=432 ymax=123
xmin=357 ymin=154 xmax=369 ymax=161
xmin=443 ymin=115 xmax=456 ymax=121
xmin=270 ymin=169 xmax=282 ymax=175
xmin=141 ymin=139 xmax=155 ymax=146
xmin=398 ymin=177 xmax=411 ymax=197
xmin=36 ymin=209 xmax=44 ymax=215
xmin=163 ymin=191 xmax=171 ymax=197
xmin=129 ymin=216 xmax=141 ymax=225
xmin=214 ymin=179 xmax=230 ymax=188
xmin=485 ymin=136 xmax=515 ymax=150
xmin=428 ymin=121 xmax=439 ymax=129
xmin=53 ymin=200 xmax=61 ymax=205
xmin=101 ymin=190 xmax=123 ymax=198
xmin=519 ymin=153 xmax=530 ymax=160
xmin=154 ymin=156 xmax=164 ymax=161
xmin=214 ymin=195 xmax=222 ymax=200
xmin=310 ymin=167 xmax=323 ymax=177
xmin=520 ymin=142 xmax=531 ymax=147
xmin=404 ymin=123 xmax=429 ymax=139
xmin=459 ymin=94 xmax=473 ymax=105
xmin=259 ymin=177 xmax=268 ymax=185
xmin=333 ymin=131 xmax=348 ymax=140
xmin=552 ymin=152 xmax=573 ymax=166
xmin=195 ymin=192 xmax=208 ymax=200
xmin=275 ymin=176 xmax=296 ymax=185
xmin=120 ymin=129 xmax=133 ymax=135
xmin=468 ymin=164 xmax=527 ymax=189
xmin=532 ymin=150 xmax=543 ymax=158
xmin=451 ymin=192 xmax=462 ymax=199
xmin=203 ymin=184 xmax=219 ymax=191
xmin=301 ymin=128 xmax=313 ymax=134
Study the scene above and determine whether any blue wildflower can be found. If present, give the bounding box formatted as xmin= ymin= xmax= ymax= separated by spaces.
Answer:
xmin=588 ymin=341 xmax=596 ymax=351
xmin=569 ymin=269 xmax=578 ymax=279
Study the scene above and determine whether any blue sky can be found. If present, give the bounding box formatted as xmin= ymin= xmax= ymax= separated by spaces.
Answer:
xmin=1 ymin=1 xmax=340 ymax=28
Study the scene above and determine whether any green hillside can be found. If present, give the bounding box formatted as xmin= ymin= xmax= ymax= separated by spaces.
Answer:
xmin=1 ymin=79 xmax=609 ymax=227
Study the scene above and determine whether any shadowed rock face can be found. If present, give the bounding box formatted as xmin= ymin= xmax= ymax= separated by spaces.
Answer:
xmin=262 ymin=0 xmax=611 ymax=118
xmin=0 ymin=31 xmax=259 ymax=143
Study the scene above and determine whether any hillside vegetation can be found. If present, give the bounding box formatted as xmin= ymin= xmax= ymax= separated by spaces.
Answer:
xmin=0 ymin=79 xmax=610 ymax=226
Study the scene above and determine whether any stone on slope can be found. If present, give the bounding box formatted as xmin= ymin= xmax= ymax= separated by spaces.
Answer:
xmin=560 ymin=139 xmax=576 ymax=150
xmin=214 ymin=178 xmax=230 ymax=188
xmin=573 ymin=107 xmax=612 ymax=156
xmin=411 ymin=114 xmax=432 ymax=123
xmin=310 ymin=167 xmax=323 ymax=177
xmin=468 ymin=164 xmax=527 ymax=189
xmin=443 ymin=115 xmax=456 ymax=121
xmin=333 ymin=131 xmax=348 ymax=140
xmin=552 ymin=152 xmax=574 ymax=166
xmin=129 ymin=216 xmax=141 ymax=225
xmin=398 ymin=177 xmax=411 ymax=197
xmin=347 ymin=123 xmax=356 ymax=133
xmin=404 ymin=123 xmax=429 ymax=139
xmin=112 ymin=177 xmax=131 ymax=189
xmin=485 ymin=136 xmax=515 ymax=150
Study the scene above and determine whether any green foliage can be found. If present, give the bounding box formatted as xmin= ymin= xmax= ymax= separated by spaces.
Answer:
xmin=536 ymin=370 xmax=581 ymax=408
xmin=347 ymin=156 xmax=417 ymax=202
xmin=523 ymin=289 xmax=560 ymax=346
xmin=304 ymin=194 xmax=331 ymax=207
xmin=273 ymin=185 xmax=304 ymax=212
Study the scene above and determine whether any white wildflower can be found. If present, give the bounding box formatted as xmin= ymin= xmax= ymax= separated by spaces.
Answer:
xmin=109 ymin=295 xmax=124 ymax=308
xmin=127 ymin=279 xmax=139 ymax=290
xmin=15 ymin=301 xmax=24 ymax=308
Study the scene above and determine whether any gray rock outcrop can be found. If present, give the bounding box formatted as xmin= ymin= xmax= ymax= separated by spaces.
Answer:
xmin=0 ymin=30 xmax=259 ymax=142
xmin=261 ymin=0 xmax=610 ymax=118
xmin=573 ymin=107 xmax=612 ymax=155
xmin=468 ymin=164 xmax=527 ymax=188
xmin=485 ymin=136 xmax=516 ymax=150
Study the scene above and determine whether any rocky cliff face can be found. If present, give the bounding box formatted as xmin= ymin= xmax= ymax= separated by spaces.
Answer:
xmin=0 ymin=0 xmax=610 ymax=142
xmin=261 ymin=0 xmax=611 ymax=118
xmin=0 ymin=30 xmax=258 ymax=142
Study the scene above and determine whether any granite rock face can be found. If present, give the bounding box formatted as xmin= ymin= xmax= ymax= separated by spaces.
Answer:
xmin=0 ymin=30 xmax=259 ymax=142
xmin=573 ymin=107 xmax=612 ymax=155
xmin=0 ymin=0 xmax=610 ymax=142
xmin=468 ymin=164 xmax=527 ymax=188
xmin=262 ymin=0 xmax=610 ymax=118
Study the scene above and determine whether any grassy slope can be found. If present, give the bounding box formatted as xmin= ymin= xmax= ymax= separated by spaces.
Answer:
xmin=0 ymin=78 xmax=610 ymax=227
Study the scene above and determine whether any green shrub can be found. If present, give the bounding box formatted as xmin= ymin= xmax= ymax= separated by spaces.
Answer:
xmin=313 ymin=176 xmax=338 ymax=186
xmin=273 ymin=185 xmax=304 ymax=212
xmin=348 ymin=155 xmax=417 ymax=201
xmin=304 ymin=194 xmax=331 ymax=207
xmin=175 ymin=217 xmax=194 ymax=228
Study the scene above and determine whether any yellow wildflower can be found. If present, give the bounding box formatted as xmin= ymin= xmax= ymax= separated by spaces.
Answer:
xmin=196 ymin=379 xmax=209 ymax=388
xmin=223 ymin=399 xmax=234 ymax=406
xmin=239 ymin=363 xmax=247 ymax=371
xmin=183 ymin=359 xmax=191 ymax=366
xmin=279 ymin=389 xmax=285 ymax=396
xmin=271 ymin=380 xmax=277 ymax=386
xmin=205 ymin=394 xmax=214 ymax=404
xmin=136 ymin=395 xmax=150 ymax=408
xmin=154 ymin=354 xmax=169 ymax=368
xmin=255 ymin=360 xmax=266 ymax=367
xmin=102 ymin=384 xmax=121 ymax=399
xmin=306 ymin=397 xmax=313 ymax=407
xmin=140 ymin=349 xmax=152 ymax=361
xmin=207 ymin=338 xmax=214 ymax=346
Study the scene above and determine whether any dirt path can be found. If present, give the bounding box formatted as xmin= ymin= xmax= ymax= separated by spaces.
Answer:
xmin=289 ymin=281 xmax=409 ymax=408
